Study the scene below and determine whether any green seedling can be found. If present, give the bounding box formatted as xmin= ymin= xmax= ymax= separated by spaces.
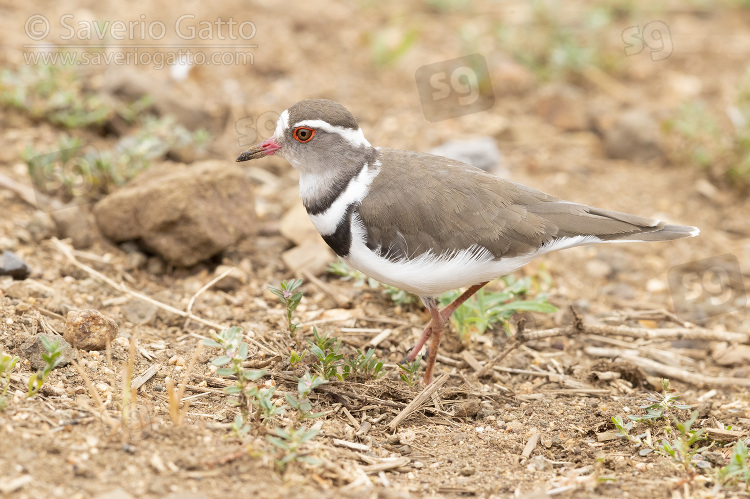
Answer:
xmin=308 ymin=328 xmax=345 ymax=380
xmin=27 ymin=336 xmax=63 ymax=398
xmin=627 ymin=379 xmax=691 ymax=422
xmin=289 ymin=349 xmax=307 ymax=366
xmin=655 ymin=411 xmax=712 ymax=474
xmin=268 ymin=279 xmax=304 ymax=344
xmin=439 ymin=275 xmax=557 ymax=342
xmin=717 ymin=438 xmax=750 ymax=489
xmin=230 ymin=413 xmax=251 ymax=439
xmin=0 ymin=352 xmax=19 ymax=410
xmin=398 ymin=358 xmax=421 ymax=388
xmin=204 ymin=326 xmax=267 ymax=420
xmin=285 ymin=372 xmax=328 ymax=419
xmin=344 ymin=348 xmax=384 ymax=381
xmin=266 ymin=425 xmax=321 ymax=473
xmin=247 ymin=386 xmax=285 ymax=424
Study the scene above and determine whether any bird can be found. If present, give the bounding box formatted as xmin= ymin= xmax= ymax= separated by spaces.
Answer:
xmin=237 ymin=99 xmax=699 ymax=384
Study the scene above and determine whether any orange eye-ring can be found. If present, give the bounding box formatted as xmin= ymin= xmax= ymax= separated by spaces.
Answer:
xmin=293 ymin=127 xmax=315 ymax=143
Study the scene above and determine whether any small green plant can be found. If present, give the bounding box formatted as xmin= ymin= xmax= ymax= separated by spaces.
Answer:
xmin=204 ymin=326 xmax=267 ymax=421
xmin=23 ymin=115 xmax=209 ymax=202
xmin=247 ymin=386 xmax=285 ymax=424
xmin=308 ymin=328 xmax=345 ymax=380
xmin=0 ymin=352 xmax=20 ymax=410
xmin=398 ymin=358 xmax=421 ymax=388
xmin=664 ymin=68 xmax=750 ymax=191
xmin=27 ymin=336 xmax=63 ymax=398
xmin=344 ymin=348 xmax=384 ymax=381
xmin=285 ymin=372 xmax=328 ymax=419
xmin=230 ymin=413 xmax=251 ymax=439
xmin=717 ymin=438 xmax=750 ymax=489
xmin=289 ymin=349 xmax=307 ymax=366
xmin=268 ymin=279 xmax=304 ymax=344
xmin=655 ymin=410 xmax=712 ymax=474
xmin=627 ymin=379 xmax=692 ymax=422
xmin=266 ymin=425 xmax=321 ymax=473
xmin=439 ymin=276 xmax=557 ymax=342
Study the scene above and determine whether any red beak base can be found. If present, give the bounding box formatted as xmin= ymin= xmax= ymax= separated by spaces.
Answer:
xmin=236 ymin=137 xmax=282 ymax=162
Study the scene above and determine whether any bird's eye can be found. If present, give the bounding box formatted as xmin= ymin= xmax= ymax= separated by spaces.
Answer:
xmin=293 ymin=127 xmax=315 ymax=143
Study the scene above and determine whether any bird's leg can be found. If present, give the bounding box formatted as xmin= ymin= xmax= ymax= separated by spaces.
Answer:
xmin=402 ymin=281 xmax=489 ymax=383
xmin=403 ymin=282 xmax=490 ymax=364
xmin=421 ymin=297 xmax=446 ymax=385
xmin=437 ymin=282 xmax=489 ymax=322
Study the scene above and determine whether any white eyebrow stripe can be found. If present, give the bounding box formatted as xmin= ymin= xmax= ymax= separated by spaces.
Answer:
xmin=292 ymin=119 xmax=371 ymax=148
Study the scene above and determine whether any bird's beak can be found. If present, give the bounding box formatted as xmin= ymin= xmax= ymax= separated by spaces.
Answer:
xmin=236 ymin=137 xmax=282 ymax=162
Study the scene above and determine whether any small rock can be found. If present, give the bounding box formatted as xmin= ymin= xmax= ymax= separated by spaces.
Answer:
xmin=459 ymin=465 xmax=475 ymax=476
xmin=602 ymin=282 xmax=636 ymax=300
xmin=22 ymin=333 xmax=74 ymax=370
xmin=453 ymin=399 xmax=481 ymax=418
xmin=122 ymin=299 xmax=158 ymax=325
xmin=535 ymin=84 xmax=588 ymax=131
xmin=585 ymin=259 xmax=612 ymax=279
xmin=27 ymin=211 xmax=55 ymax=242
xmin=280 ymin=203 xmax=321 ymax=246
xmin=0 ymin=251 xmax=30 ymax=280
xmin=51 ymin=205 xmax=94 ymax=249
xmin=527 ymin=455 xmax=552 ymax=472
xmin=604 ymin=109 xmax=662 ymax=161
xmin=490 ymin=56 xmax=535 ymax=95
xmin=429 ymin=137 xmax=504 ymax=173
xmin=65 ymin=309 xmax=118 ymax=350
xmin=712 ymin=344 xmax=750 ymax=367
xmin=213 ymin=265 xmax=247 ymax=291
xmin=282 ymin=241 xmax=334 ymax=276
xmin=93 ymin=161 xmax=256 ymax=267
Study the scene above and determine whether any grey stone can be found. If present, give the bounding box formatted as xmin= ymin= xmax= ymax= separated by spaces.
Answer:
xmin=536 ymin=84 xmax=588 ymax=131
xmin=0 ymin=251 xmax=30 ymax=280
xmin=50 ymin=205 xmax=94 ymax=249
xmin=429 ymin=137 xmax=504 ymax=172
xmin=27 ymin=211 xmax=55 ymax=242
xmin=23 ymin=333 xmax=74 ymax=370
xmin=604 ymin=109 xmax=662 ymax=161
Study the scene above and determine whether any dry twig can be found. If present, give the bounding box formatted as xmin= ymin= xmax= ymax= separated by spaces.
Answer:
xmin=388 ymin=373 xmax=449 ymax=431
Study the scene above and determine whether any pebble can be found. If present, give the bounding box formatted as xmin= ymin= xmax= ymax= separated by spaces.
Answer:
xmin=27 ymin=211 xmax=55 ymax=242
xmin=0 ymin=251 xmax=30 ymax=280
xmin=429 ymin=137 xmax=504 ymax=173
xmin=22 ymin=333 xmax=74 ymax=370
xmin=459 ymin=466 xmax=475 ymax=476
xmin=122 ymin=298 xmax=158 ymax=325
xmin=604 ymin=109 xmax=662 ymax=161
xmin=65 ymin=309 xmax=119 ymax=350
xmin=212 ymin=265 xmax=247 ymax=292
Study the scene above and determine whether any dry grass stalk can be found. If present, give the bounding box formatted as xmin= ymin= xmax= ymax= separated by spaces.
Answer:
xmin=167 ymin=342 xmax=203 ymax=426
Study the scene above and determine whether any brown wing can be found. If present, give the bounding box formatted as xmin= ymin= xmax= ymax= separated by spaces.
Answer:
xmin=358 ymin=148 xmax=684 ymax=261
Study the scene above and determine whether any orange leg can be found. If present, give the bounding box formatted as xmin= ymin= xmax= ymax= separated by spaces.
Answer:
xmin=403 ymin=282 xmax=489 ymax=383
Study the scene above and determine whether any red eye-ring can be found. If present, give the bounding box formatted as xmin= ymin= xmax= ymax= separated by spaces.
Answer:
xmin=293 ymin=127 xmax=315 ymax=143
